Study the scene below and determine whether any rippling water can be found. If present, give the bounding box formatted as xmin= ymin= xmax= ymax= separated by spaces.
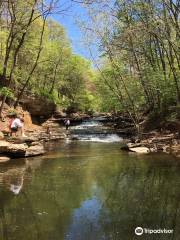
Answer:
xmin=71 ymin=120 xmax=103 ymax=129
xmin=70 ymin=120 xmax=122 ymax=142
xmin=0 ymin=141 xmax=179 ymax=240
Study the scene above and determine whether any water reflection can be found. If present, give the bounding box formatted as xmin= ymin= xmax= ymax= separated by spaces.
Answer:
xmin=65 ymin=197 xmax=106 ymax=240
xmin=0 ymin=142 xmax=179 ymax=240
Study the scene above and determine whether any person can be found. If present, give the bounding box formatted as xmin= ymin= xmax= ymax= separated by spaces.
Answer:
xmin=46 ymin=126 xmax=52 ymax=139
xmin=8 ymin=115 xmax=15 ymax=136
xmin=64 ymin=119 xmax=70 ymax=130
xmin=10 ymin=115 xmax=26 ymax=137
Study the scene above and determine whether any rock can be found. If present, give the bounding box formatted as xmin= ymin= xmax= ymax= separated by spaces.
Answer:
xmin=129 ymin=147 xmax=150 ymax=154
xmin=0 ymin=156 xmax=10 ymax=162
xmin=0 ymin=131 xmax=4 ymax=140
xmin=127 ymin=143 xmax=142 ymax=148
xmin=30 ymin=141 xmax=43 ymax=146
xmin=71 ymin=136 xmax=79 ymax=140
xmin=8 ymin=136 xmax=39 ymax=144
xmin=20 ymin=96 xmax=56 ymax=118
xmin=69 ymin=112 xmax=90 ymax=121
xmin=151 ymin=135 xmax=174 ymax=143
xmin=170 ymin=144 xmax=180 ymax=158
xmin=25 ymin=145 xmax=45 ymax=157
xmin=120 ymin=142 xmax=130 ymax=150
xmin=0 ymin=141 xmax=11 ymax=151
xmin=121 ymin=141 xmax=151 ymax=154
xmin=121 ymin=142 xmax=143 ymax=150
xmin=54 ymin=108 xmax=67 ymax=118
xmin=6 ymin=143 xmax=28 ymax=157
xmin=0 ymin=140 xmax=45 ymax=158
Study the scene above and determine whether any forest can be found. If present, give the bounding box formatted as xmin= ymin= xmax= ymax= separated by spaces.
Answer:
xmin=0 ymin=2 xmax=180 ymax=238
xmin=0 ymin=0 xmax=179 ymax=132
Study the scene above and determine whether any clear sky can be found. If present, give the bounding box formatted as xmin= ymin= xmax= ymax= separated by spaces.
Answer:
xmin=51 ymin=1 xmax=96 ymax=61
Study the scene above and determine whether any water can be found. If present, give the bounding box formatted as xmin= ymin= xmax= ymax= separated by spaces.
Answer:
xmin=70 ymin=120 xmax=122 ymax=142
xmin=71 ymin=120 xmax=103 ymax=128
xmin=0 ymin=141 xmax=180 ymax=240
xmin=75 ymin=134 xmax=122 ymax=142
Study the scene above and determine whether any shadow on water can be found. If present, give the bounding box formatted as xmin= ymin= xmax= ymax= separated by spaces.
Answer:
xmin=0 ymin=141 xmax=180 ymax=240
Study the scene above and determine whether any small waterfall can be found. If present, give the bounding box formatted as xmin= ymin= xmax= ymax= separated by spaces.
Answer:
xmin=71 ymin=120 xmax=102 ymax=129
xmin=70 ymin=119 xmax=122 ymax=143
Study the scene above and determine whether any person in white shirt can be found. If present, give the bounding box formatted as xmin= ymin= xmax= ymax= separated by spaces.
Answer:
xmin=10 ymin=115 xmax=26 ymax=137
xmin=64 ymin=119 xmax=70 ymax=130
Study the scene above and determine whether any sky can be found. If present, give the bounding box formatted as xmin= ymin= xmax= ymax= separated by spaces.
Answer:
xmin=51 ymin=0 xmax=97 ymax=61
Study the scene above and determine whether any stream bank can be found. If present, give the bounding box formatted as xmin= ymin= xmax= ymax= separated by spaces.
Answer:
xmin=0 ymin=104 xmax=179 ymax=160
xmin=0 ymin=105 xmax=92 ymax=161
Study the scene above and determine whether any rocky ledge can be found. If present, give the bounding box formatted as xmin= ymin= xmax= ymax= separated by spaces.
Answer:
xmin=0 ymin=138 xmax=45 ymax=159
xmin=121 ymin=133 xmax=180 ymax=158
xmin=0 ymin=120 xmax=68 ymax=161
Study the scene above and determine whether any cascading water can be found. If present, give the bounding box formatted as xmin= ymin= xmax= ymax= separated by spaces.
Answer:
xmin=70 ymin=119 xmax=123 ymax=142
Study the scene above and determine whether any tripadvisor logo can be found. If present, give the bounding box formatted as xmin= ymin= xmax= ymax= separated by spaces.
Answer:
xmin=135 ymin=227 xmax=173 ymax=236
xmin=135 ymin=227 xmax=143 ymax=236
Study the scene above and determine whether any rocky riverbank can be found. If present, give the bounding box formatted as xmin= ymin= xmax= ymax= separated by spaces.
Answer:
xmin=121 ymin=133 xmax=180 ymax=158
xmin=0 ymin=105 xmax=63 ymax=161
xmin=0 ymin=127 xmax=66 ymax=162
xmin=119 ymin=127 xmax=180 ymax=158
xmin=97 ymin=112 xmax=179 ymax=158
xmin=0 ymin=106 xmax=92 ymax=161
xmin=0 ymin=104 xmax=179 ymax=160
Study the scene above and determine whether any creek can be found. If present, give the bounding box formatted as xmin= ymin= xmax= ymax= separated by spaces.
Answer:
xmin=0 ymin=119 xmax=179 ymax=240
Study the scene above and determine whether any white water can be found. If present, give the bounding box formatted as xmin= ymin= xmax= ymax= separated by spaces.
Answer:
xmin=71 ymin=120 xmax=103 ymax=129
xmin=71 ymin=120 xmax=122 ymax=143
xmin=72 ymin=134 xmax=122 ymax=143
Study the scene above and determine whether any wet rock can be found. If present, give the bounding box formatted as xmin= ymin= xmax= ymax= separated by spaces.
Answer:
xmin=0 ymin=140 xmax=45 ymax=158
xmin=127 ymin=143 xmax=142 ymax=148
xmin=71 ymin=136 xmax=79 ymax=140
xmin=6 ymin=143 xmax=28 ymax=157
xmin=129 ymin=147 xmax=150 ymax=154
xmin=121 ymin=141 xmax=153 ymax=154
xmin=120 ymin=142 xmax=142 ymax=150
xmin=25 ymin=145 xmax=45 ymax=157
xmin=0 ymin=156 xmax=11 ymax=162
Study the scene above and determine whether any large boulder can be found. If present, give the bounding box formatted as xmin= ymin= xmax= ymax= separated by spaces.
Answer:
xmin=20 ymin=96 xmax=56 ymax=118
xmin=0 ymin=140 xmax=45 ymax=158
xmin=0 ymin=156 xmax=11 ymax=162
xmin=120 ymin=142 xmax=151 ymax=154
xmin=25 ymin=145 xmax=45 ymax=157
xmin=129 ymin=147 xmax=150 ymax=154
xmin=0 ymin=141 xmax=28 ymax=157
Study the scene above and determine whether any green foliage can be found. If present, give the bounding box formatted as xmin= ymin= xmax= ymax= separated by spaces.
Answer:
xmin=0 ymin=3 xmax=98 ymax=113
xmin=92 ymin=0 xmax=180 ymax=119
xmin=0 ymin=87 xmax=14 ymax=99
xmin=7 ymin=108 xmax=17 ymax=116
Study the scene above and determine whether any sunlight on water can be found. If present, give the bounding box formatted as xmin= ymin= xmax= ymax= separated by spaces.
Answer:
xmin=0 ymin=141 xmax=179 ymax=240
xmin=73 ymin=134 xmax=123 ymax=142
xmin=71 ymin=120 xmax=103 ymax=129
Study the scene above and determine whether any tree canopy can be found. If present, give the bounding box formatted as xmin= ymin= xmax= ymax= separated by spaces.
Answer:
xmin=0 ymin=0 xmax=97 ymax=115
xmin=0 ymin=0 xmax=179 ymax=125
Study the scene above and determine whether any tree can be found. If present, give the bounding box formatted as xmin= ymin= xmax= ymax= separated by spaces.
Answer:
xmin=75 ymin=0 xmax=180 ymax=133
